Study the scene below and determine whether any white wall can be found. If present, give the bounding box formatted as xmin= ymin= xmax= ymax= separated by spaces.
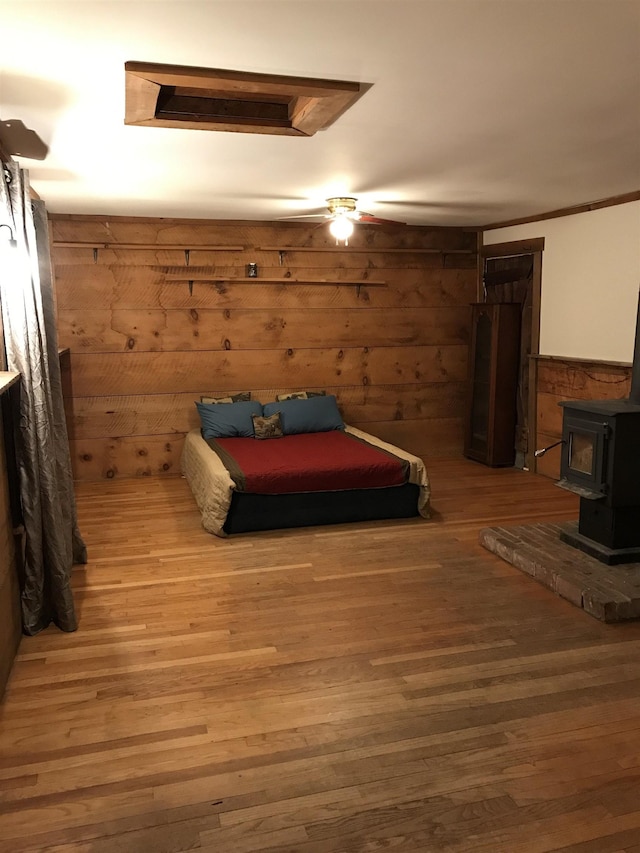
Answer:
xmin=483 ymin=201 xmax=640 ymax=363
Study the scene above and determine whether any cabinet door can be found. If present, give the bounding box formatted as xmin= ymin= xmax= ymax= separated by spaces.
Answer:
xmin=464 ymin=303 xmax=521 ymax=466
xmin=0 ymin=396 xmax=21 ymax=698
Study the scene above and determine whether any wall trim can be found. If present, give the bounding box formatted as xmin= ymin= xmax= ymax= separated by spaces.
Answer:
xmin=533 ymin=353 xmax=633 ymax=369
xmin=482 ymin=237 xmax=545 ymax=257
xmin=483 ymin=190 xmax=640 ymax=231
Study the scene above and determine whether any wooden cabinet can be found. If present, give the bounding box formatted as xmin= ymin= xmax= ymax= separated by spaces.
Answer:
xmin=0 ymin=374 xmax=21 ymax=700
xmin=464 ymin=302 xmax=521 ymax=467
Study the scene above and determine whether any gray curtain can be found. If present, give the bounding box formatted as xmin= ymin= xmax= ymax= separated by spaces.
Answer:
xmin=0 ymin=162 xmax=86 ymax=635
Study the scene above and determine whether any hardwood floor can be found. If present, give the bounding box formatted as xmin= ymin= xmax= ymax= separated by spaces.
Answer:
xmin=3 ymin=458 xmax=640 ymax=852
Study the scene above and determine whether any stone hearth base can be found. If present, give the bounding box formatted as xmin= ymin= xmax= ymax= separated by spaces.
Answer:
xmin=479 ymin=521 xmax=640 ymax=622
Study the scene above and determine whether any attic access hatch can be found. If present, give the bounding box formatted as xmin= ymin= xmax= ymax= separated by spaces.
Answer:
xmin=124 ymin=61 xmax=366 ymax=136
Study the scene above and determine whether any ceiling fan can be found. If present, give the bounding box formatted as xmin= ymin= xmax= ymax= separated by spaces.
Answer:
xmin=280 ymin=197 xmax=406 ymax=244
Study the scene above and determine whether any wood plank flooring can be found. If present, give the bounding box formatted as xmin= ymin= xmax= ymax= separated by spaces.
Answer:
xmin=3 ymin=458 xmax=640 ymax=851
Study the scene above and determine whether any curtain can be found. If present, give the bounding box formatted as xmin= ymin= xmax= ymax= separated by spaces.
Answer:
xmin=0 ymin=162 xmax=86 ymax=635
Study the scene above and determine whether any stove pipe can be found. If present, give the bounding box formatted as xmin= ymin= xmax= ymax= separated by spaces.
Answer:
xmin=631 ymin=289 xmax=640 ymax=406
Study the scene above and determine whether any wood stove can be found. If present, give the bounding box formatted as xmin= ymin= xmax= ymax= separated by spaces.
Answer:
xmin=557 ymin=293 xmax=640 ymax=564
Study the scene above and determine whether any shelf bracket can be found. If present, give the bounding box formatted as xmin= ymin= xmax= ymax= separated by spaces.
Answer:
xmin=185 ymin=249 xmax=192 ymax=294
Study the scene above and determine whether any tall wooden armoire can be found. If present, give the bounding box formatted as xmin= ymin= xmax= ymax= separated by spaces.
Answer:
xmin=464 ymin=302 xmax=521 ymax=467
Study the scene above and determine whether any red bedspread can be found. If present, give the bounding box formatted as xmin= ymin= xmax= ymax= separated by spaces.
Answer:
xmin=209 ymin=430 xmax=408 ymax=494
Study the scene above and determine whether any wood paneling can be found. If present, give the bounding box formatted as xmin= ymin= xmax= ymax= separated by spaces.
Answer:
xmin=535 ymin=355 xmax=632 ymax=479
xmin=53 ymin=266 xmax=476 ymax=309
xmin=67 ymin=346 xmax=469 ymax=397
xmin=57 ymin=306 xmax=470 ymax=352
xmin=51 ymin=216 xmax=477 ymax=480
xmin=69 ymin=433 xmax=181 ymax=481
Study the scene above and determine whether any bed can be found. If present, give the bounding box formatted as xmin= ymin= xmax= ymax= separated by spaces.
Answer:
xmin=180 ymin=393 xmax=430 ymax=536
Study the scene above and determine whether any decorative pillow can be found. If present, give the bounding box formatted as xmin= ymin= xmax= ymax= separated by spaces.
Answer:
xmin=276 ymin=390 xmax=326 ymax=401
xmin=201 ymin=395 xmax=234 ymax=404
xmin=263 ymin=395 xmax=344 ymax=435
xmin=196 ymin=400 xmax=263 ymax=438
xmin=252 ymin=412 xmax=284 ymax=439
xmin=201 ymin=391 xmax=251 ymax=404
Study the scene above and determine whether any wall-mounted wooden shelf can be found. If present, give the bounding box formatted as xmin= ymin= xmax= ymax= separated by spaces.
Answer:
xmin=257 ymin=245 xmax=474 ymax=254
xmin=163 ymin=275 xmax=387 ymax=287
xmin=52 ymin=242 xmax=245 ymax=251
xmin=52 ymin=242 xmax=474 ymax=255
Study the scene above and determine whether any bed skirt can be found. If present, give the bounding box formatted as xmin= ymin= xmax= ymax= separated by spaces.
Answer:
xmin=223 ymin=483 xmax=421 ymax=534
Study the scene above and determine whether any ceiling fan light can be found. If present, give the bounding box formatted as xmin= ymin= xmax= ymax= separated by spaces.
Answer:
xmin=329 ymin=214 xmax=354 ymax=242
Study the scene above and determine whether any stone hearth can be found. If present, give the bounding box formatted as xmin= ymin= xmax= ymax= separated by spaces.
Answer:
xmin=480 ymin=521 xmax=640 ymax=622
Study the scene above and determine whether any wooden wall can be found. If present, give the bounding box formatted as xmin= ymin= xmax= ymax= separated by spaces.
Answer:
xmin=535 ymin=355 xmax=632 ymax=479
xmin=50 ymin=215 xmax=477 ymax=481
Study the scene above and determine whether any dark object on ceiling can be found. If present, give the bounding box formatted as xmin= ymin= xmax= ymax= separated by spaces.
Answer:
xmin=0 ymin=119 xmax=49 ymax=160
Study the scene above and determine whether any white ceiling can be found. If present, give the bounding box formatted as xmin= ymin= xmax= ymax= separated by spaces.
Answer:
xmin=2 ymin=0 xmax=639 ymax=227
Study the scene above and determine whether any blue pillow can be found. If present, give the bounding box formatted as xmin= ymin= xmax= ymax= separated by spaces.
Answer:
xmin=263 ymin=395 xmax=344 ymax=435
xmin=196 ymin=400 xmax=263 ymax=438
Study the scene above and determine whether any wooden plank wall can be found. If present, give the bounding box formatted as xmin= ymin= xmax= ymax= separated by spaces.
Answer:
xmin=535 ymin=355 xmax=632 ymax=479
xmin=50 ymin=215 xmax=477 ymax=481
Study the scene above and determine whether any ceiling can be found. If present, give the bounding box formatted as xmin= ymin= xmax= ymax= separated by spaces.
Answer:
xmin=2 ymin=0 xmax=639 ymax=228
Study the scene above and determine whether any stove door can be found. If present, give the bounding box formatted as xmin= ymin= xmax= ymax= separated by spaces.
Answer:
xmin=559 ymin=417 xmax=609 ymax=497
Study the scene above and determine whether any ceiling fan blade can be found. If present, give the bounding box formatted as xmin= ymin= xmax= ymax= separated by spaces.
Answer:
xmin=276 ymin=197 xmax=406 ymax=227
xmin=357 ymin=212 xmax=406 ymax=226
xmin=276 ymin=213 xmax=328 ymax=221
